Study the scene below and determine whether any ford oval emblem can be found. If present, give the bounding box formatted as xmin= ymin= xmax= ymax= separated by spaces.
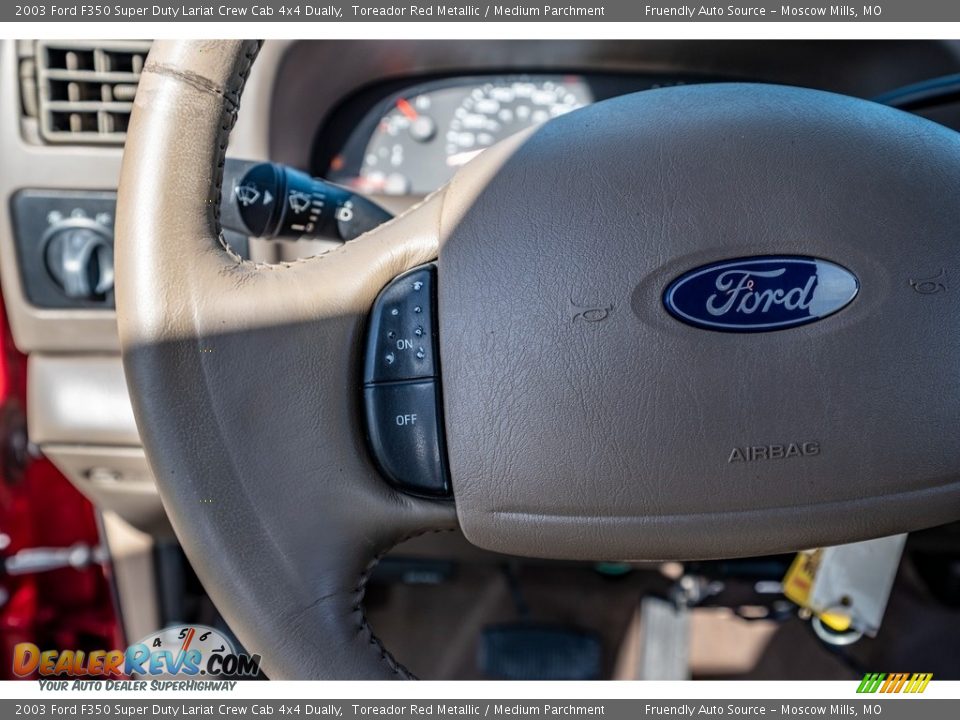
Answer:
xmin=663 ymin=256 xmax=859 ymax=332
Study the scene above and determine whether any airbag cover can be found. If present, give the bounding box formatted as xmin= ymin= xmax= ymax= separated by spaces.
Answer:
xmin=437 ymin=84 xmax=960 ymax=560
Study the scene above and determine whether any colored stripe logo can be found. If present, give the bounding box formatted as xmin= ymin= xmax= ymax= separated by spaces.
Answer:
xmin=857 ymin=673 xmax=932 ymax=694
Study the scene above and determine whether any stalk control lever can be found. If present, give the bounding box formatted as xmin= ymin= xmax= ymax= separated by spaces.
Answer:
xmin=221 ymin=159 xmax=393 ymax=243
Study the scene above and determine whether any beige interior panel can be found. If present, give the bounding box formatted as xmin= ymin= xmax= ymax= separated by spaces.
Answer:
xmin=0 ymin=40 xmax=123 ymax=353
xmin=28 ymin=354 xmax=139 ymax=446
xmin=44 ymin=444 xmax=170 ymax=535
xmin=0 ymin=39 xmax=283 ymax=355
xmin=100 ymin=511 xmax=163 ymax=644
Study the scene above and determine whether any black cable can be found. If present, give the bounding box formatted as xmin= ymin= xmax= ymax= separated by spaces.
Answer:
xmin=873 ymin=73 xmax=960 ymax=111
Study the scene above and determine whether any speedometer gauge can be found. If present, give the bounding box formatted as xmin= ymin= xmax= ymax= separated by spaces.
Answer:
xmin=332 ymin=76 xmax=592 ymax=196
xmin=446 ymin=80 xmax=586 ymax=169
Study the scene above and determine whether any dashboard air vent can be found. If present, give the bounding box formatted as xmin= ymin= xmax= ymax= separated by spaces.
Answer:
xmin=35 ymin=40 xmax=151 ymax=145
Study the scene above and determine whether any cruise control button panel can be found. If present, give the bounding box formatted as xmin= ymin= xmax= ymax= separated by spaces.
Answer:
xmin=363 ymin=265 xmax=450 ymax=497
xmin=364 ymin=265 xmax=437 ymax=383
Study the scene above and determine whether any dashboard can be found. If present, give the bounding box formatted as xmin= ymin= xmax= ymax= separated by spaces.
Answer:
xmin=321 ymin=73 xmax=711 ymax=195
xmin=279 ymin=41 xmax=960 ymax=210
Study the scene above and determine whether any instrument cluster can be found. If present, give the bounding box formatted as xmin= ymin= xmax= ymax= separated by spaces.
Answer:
xmin=322 ymin=73 xmax=707 ymax=196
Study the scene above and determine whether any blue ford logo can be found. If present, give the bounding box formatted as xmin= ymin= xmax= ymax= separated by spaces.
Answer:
xmin=663 ymin=256 xmax=859 ymax=332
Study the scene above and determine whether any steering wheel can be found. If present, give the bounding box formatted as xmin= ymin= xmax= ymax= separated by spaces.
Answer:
xmin=115 ymin=40 xmax=960 ymax=679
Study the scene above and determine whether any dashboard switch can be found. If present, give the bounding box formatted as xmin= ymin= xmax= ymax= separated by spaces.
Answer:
xmin=364 ymin=266 xmax=438 ymax=383
xmin=44 ymin=226 xmax=114 ymax=300
xmin=10 ymin=190 xmax=118 ymax=309
xmin=364 ymin=380 xmax=449 ymax=496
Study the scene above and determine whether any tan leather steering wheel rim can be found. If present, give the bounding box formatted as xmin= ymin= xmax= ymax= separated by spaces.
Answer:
xmin=115 ymin=40 xmax=455 ymax=679
xmin=117 ymin=39 xmax=960 ymax=678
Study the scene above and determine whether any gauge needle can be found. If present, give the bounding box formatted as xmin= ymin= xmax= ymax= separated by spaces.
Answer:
xmin=446 ymin=148 xmax=485 ymax=167
xmin=174 ymin=627 xmax=195 ymax=673
xmin=396 ymin=98 xmax=419 ymax=120
xmin=180 ymin=627 xmax=195 ymax=654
